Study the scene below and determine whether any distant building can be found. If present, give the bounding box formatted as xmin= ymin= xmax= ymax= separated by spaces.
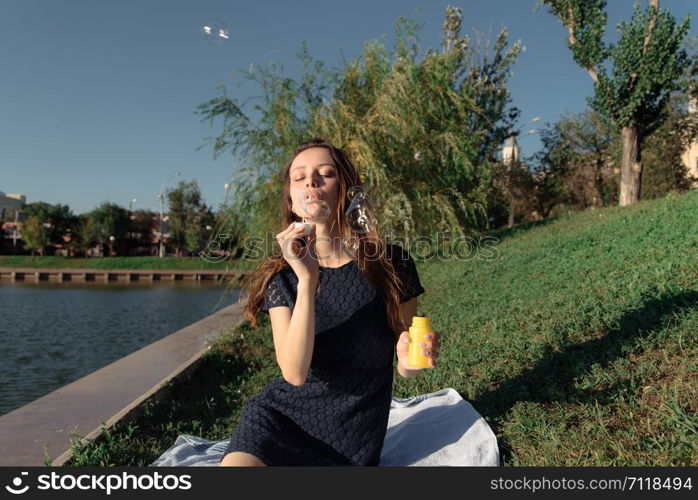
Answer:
xmin=0 ymin=191 xmax=26 ymax=221
xmin=681 ymin=97 xmax=698 ymax=188
xmin=502 ymin=136 xmax=521 ymax=165
xmin=0 ymin=191 xmax=26 ymax=253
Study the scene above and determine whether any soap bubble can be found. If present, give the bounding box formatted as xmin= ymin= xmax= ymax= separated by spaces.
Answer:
xmin=345 ymin=186 xmax=375 ymax=234
xmin=297 ymin=189 xmax=331 ymax=221
xmin=202 ymin=19 xmax=229 ymax=45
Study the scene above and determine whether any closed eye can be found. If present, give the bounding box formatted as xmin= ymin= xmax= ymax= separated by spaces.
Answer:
xmin=293 ymin=174 xmax=333 ymax=181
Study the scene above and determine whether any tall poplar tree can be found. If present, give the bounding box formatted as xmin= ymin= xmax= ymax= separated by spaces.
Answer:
xmin=540 ymin=0 xmax=690 ymax=205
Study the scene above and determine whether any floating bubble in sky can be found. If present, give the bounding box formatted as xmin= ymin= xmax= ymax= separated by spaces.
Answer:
xmin=345 ymin=186 xmax=374 ymax=234
xmin=202 ymin=19 xmax=229 ymax=45
xmin=297 ymin=189 xmax=331 ymax=222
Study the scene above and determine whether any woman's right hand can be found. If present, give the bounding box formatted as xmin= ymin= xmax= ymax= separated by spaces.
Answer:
xmin=276 ymin=222 xmax=319 ymax=284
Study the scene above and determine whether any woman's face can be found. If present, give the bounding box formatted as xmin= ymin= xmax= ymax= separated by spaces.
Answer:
xmin=289 ymin=147 xmax=340 ymax=222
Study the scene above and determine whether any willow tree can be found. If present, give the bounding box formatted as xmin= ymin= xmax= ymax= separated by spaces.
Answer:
xmin=314 ymin=6 xmax=521 ymax=241
xmin=540 ymin=0 xmax=690 ymax=206
xmin=195 ymin=40 xmax=338 ymax=250
xmin=196 ymin=6 xmax=521 ymax=252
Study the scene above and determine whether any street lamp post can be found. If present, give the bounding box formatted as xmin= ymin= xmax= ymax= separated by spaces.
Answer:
xmin=158 ymin=173 xmax=180 ymax=258
xmin=502 ymin=118 xmax=540 ymax=228
xmin=127 ymin=198 xmax=136 ymax=256
xmin=42 ymin=221 xmax=52 ymax=257
xmin=12 ymin=208 xmax=21 ymax=254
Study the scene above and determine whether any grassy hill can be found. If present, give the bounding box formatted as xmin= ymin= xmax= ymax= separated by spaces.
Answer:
xmin=61 ymin=190 xmax=697 ymax=466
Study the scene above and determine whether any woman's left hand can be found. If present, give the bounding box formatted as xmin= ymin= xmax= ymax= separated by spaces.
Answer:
xmin=396 ymin=330 xmax=441 ymax=371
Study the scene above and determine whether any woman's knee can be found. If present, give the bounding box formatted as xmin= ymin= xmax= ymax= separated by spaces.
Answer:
xmin=219 ymin=451 xmax=266 ymax=467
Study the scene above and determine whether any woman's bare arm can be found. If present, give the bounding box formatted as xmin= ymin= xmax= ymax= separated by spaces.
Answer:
xmin=268 ymin=277 xmax=318 ymax=386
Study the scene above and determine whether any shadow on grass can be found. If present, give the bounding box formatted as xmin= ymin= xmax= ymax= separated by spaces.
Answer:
xmin=470 ymin=288 xmax=698 ymax=465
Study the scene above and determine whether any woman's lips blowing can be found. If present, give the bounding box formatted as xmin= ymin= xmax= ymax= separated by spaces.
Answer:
xmin=303 ymin=191 xmax=324 ymax=203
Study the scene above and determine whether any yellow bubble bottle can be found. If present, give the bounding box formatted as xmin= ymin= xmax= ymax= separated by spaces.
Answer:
xmin=407 ymin=316 xmax=433 ymax=368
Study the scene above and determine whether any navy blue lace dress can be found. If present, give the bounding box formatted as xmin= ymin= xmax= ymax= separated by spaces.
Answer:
xmin=221 ymin=243 xmax=425 ymax=466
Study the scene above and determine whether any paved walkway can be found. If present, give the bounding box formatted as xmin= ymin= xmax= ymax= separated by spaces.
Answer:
xmin=0 ymin=300 xmax=246 ymax=466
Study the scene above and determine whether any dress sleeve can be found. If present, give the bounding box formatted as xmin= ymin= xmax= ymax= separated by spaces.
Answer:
xmin=260 ymin=271 xmax=293 ymax=312
xmin=387 ymin=244 xmax=425 ymax=303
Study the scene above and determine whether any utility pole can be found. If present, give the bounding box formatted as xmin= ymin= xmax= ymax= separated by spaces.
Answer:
xmin=501 ymin=118 xmax=539 ymax=228
xmin=158 ymin=173 xmax=180 ymax=258
xmin=12 ymin=208 xmax=21 ymax=253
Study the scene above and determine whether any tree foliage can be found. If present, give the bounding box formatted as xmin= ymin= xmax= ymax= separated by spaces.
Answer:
xmin=20 ymin=215 xmax=50 ymax=256
xmin=195 ymin=6 xmax=522 ymax=251
xmin=540 ymin=0 xmax=691 ymax=205
xmin=640 ymin=93 xmax=698 ymax=198
xmin=530 ymin=93 xmax=696 ymax=216
xmin=314 ymin=9 xmax=522 ymax=240
xmin=167 ymin=180 xmax=215 ymax=256
xmin=89 ymin=202 xmax=130 ymax=255
xmin=19 ymin=202 xmax=79 ymax=255
xmin=71 ymin=215 xmax=98 ymax=257
xmin=129 ymin=209 xmax=157 ymax=249
xmin=532 ymin=110 xmax=619 ymax=212
xmin=541 ymin=0 xmax=690 ymax=132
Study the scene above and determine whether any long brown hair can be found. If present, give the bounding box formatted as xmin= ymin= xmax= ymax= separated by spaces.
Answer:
xmin=241 ymin=137 xmax=407 ymax=337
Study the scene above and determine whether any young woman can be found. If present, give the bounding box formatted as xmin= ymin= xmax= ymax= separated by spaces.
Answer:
xmin=219 ymin=137 xmax=441 ymax=466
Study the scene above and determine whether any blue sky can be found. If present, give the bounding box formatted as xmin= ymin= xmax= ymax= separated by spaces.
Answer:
xmin=1 ymin=0 xmax=695 ymax=215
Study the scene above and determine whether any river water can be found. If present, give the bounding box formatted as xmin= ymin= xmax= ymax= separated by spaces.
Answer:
xmin=0 ymin=282 xmax=240 ymax=417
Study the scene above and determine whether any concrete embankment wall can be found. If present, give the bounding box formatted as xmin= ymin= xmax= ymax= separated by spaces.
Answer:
xmin=0 ymin=291 xmax=249 ymax=466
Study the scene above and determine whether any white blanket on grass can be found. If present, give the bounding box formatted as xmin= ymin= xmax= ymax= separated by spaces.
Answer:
xmin=149 ymin=388 xmax=499 ymax=467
